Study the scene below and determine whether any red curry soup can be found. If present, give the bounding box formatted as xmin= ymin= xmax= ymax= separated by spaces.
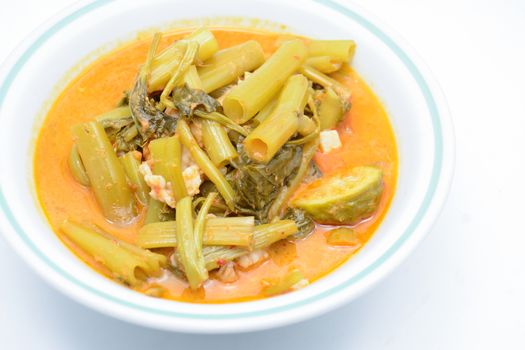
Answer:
xmin=34 ymin=27 xmax=397 ymax=303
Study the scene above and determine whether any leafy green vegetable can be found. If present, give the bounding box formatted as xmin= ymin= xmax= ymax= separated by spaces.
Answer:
xmin=158 ymin=202 xmax=176 ymax=221
xmin=129 ymin=34 xmax=218 ymax=143
xmin=144 ymin=198 xmax=176 ymax=225
xmin=226 ymin=130 xmax=246 ymax=147
xmin=129 ymin=34 xmax=178 ymax=143
xmin=283 ymin=208 xmax=315 ymax=240
xmin=171 ymin=85 xmax=220 ymax=118
xmin=116 ymin=91 xmax=129 ymax=107
xmin=227 ymin=144 xmax=303 ymax=221
xmin=129 ymin=77 xmax=178 ymax=142
xmin=195 ymin=181 xmax=229 ymax=215
xmin=130 ymin=61 xmax=218 ymax=140
xmin=305 ymin=161 xmax=322 ymax=182
xmin=99 ymin=116 xmax=142 ymax=155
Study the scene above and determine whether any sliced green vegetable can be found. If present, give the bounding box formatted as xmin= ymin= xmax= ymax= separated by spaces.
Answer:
xmin=305 ymin=56 xmax=342 ymax=74
xmin=175 ymin=196 xmax=208 ymax=289
xmin=144 ymin=198 xmax=175 ymax=224
xmin=243 ymin=74 xmax=309 ymax=163
xmin=316 ymin=87 xmax=344 ymax=130
xmin=149 ymin=28 xmax=219 ymax=92
xmin=223 ymin=40 xmax=307 ymax=124
xmin=159 ymin=40 xmax=199 ymax=109
xmin=251 ymin=98 xmax=277 ymax=127
xmin=291 ymin=166 xmax=384 ymax=224
xmin=60 ymin=220 xmax=162 ymax=286
xmin=205 ymin=217 xmax=254 ymax=247
xmin=263 ymin=269 xmax=306 ymax=296
xmin=119 ymin=151 xmax=149 ymax=205
xmin=195 ymin=110 xmax=249 ymax=137
xmin=325 ymin=227 xmax=362 ymax=247
xmin=183 ymin=65 xmax=202 ymax=89
xmin=198 ymin=40 xmax=265 ymax=93
xmin=138 ymin=216 xmax=254 ymax=248
xmin=300 ymin=65 xmax=351 ymax=104
xmin=72 ymin=121 xmax=136 ymax=223
xmin=201 ymin=119 xmax=238 ymax=167
xmin=307 ymin=40 xmax=356 ymax=62
xmin=177 ymin=119 xmax=236 ymax=210
xmin=148 ymin=135 xmax=187 ymax=202
xmin=68 ymin=144 xmax=90 ymax=186
xmin=192 ymin=193 xmax=216 ymax=282
xmin=202 ymin=220 xmax=298 ymax=270
xmin=95 ymin=106 xmax=131 ymax=123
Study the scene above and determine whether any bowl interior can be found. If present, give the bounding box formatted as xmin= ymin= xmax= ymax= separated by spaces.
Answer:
xmin=0 ymin=0 xmax=444 ymax=332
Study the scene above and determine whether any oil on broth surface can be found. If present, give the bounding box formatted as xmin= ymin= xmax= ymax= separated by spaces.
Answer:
xmin=34 ymin=28 xmax=397 ymax=303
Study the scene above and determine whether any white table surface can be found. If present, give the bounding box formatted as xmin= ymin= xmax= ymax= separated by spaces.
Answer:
xmin=1 ymin=0 xmax=524 ymax=349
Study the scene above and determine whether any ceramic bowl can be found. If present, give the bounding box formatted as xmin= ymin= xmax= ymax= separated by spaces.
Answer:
xmin=0 ymin=0 xmax=454 ymax=333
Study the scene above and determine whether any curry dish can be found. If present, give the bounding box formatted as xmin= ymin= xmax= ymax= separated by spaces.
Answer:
xmin=34 ymin=27 xmax=397 ymax=303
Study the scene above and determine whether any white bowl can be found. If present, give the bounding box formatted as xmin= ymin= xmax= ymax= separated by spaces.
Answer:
xmin=0 ymin=0 xmax=454 ymax=333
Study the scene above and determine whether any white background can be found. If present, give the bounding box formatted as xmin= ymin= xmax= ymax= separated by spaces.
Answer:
xmin=1 ymin=0 xmax=524 ymax=349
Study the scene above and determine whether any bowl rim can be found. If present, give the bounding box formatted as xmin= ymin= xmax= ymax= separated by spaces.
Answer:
xmin=0 ymin=0 xmax=455 ymax=332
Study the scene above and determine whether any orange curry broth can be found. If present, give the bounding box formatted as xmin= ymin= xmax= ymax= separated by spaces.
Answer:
xmin=34 ymin=28 xmax=397 ymax=303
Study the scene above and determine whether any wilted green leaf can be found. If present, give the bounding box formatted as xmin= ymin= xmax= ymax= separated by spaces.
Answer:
xmin=171 ymin=85 xmax=220 ymax=118
xmin=227 ymin=144 xmax=303 ymax=222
